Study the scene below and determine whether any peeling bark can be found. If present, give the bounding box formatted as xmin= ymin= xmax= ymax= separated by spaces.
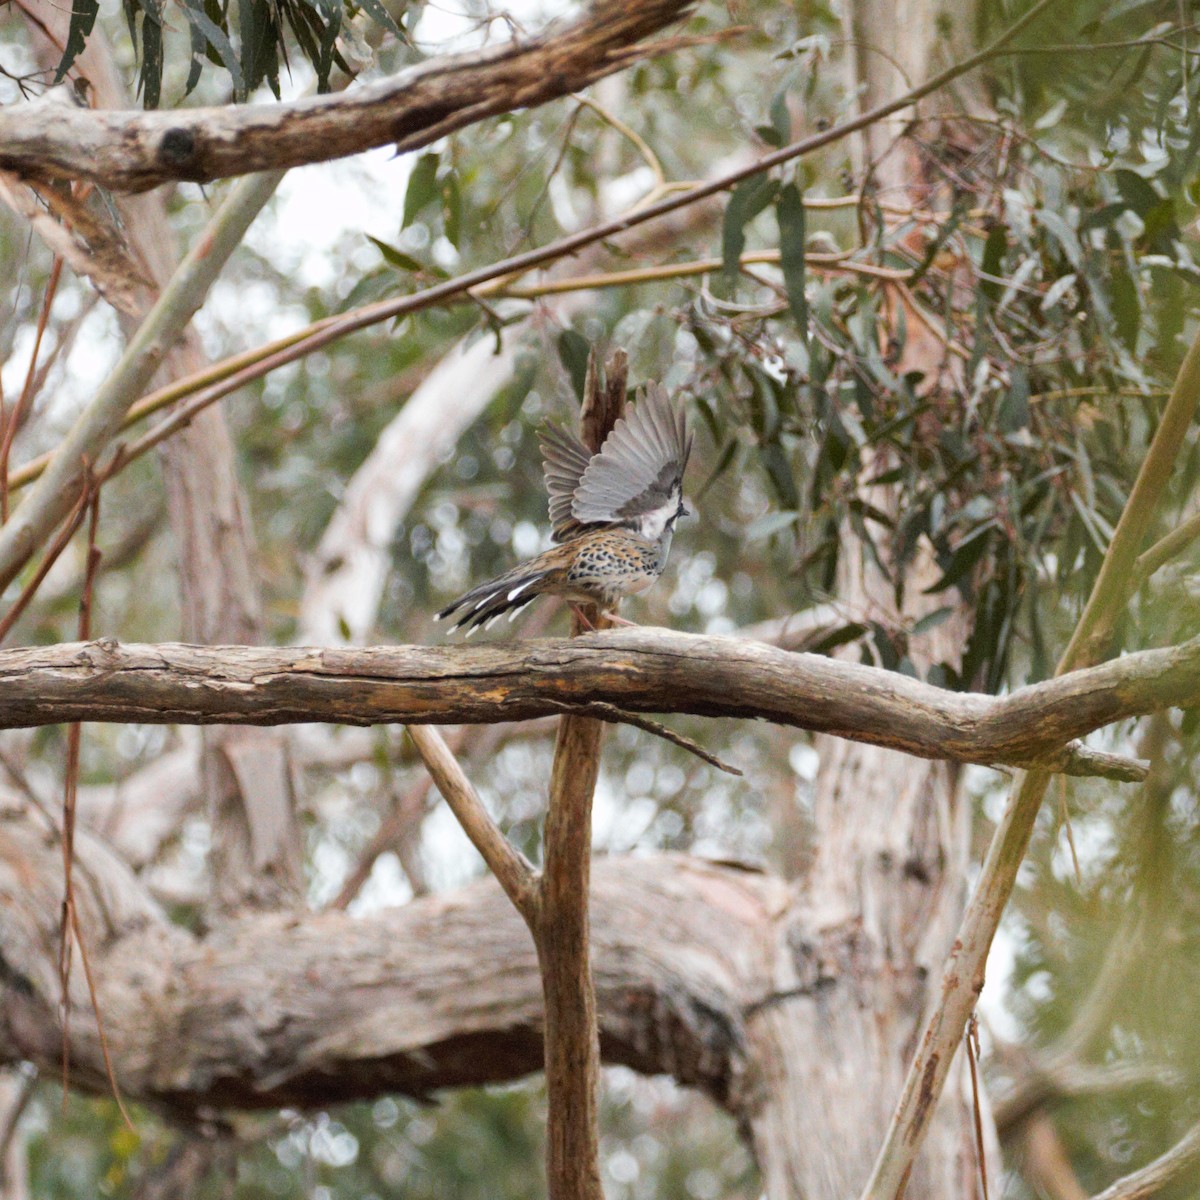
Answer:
xmin=0 ymin=0 xmax=695 ymax=192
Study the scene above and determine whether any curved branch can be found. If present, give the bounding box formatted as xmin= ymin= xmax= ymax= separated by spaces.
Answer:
xmin=0 ymin=0 xmax=695 ymax=192
xmin=1089 ymin=1121 xmax=1200 ymax=1200
xmin=0 ymin=629 xmax=1191 ymax=775
xmin=0 ymin=804 xmax=780 ymax=1114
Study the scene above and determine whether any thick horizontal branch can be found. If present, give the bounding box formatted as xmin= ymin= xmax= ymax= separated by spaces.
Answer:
xmin=0 ymin=629 xmax=1195 ymax=776
xmin=0 ymin=804 xmax=778 ymax=1114
xmin=0 ymin=0 xmax=692 ymax=192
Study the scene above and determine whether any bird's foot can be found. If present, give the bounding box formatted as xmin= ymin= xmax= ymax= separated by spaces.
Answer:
xmin=600 ymin=613 xmax=639 ymax=628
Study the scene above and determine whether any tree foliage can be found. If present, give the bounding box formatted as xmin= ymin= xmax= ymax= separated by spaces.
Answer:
xmin=4 ymin=0 xmax=1200 ymax=1196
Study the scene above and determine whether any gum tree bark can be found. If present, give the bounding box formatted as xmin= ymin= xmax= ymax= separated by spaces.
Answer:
xmin=0 ymin=799 xmax=779 ymax=1116
xmin=741 ymin=1 xmax=999 ymax=1194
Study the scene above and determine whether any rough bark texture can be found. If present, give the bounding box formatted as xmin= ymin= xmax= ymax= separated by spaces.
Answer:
xmin=0 ymin=633 xmax=1189 ymax=774
xmin=0 ymin=800 xmax=780 ymax=1117
xmin=0 ymin=0 xmax=694 ymax=192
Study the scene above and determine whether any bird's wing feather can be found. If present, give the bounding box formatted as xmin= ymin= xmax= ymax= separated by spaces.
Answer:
xmin=540 ymin=423 xmax=594 ymax=541
xmin=571 ymin=383 xmax=691 ymax=525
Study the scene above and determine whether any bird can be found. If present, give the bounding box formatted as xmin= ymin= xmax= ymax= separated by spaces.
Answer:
xmin=436 ymin=382 xmax=692 ymax=635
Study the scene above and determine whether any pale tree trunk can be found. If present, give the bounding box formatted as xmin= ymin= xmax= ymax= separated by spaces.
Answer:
xmin=23 ymin=8 xmax=302 ymax=913
xmin=742 ymin=1 xmax=998 ymax=1193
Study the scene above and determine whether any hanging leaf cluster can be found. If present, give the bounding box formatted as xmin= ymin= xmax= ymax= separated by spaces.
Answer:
xmin=54 ymin=0 xmax=407 ymax=105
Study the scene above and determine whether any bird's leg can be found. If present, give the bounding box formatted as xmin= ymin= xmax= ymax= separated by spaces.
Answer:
xmin=601 ymin=611 xmax=639 ymax=628
xmin=568 ymin=602 xmax=597 ymax=631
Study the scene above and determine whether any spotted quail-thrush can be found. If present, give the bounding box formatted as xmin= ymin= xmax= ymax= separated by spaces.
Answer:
xmin=437 ymin=382 xmax=692 ymax=634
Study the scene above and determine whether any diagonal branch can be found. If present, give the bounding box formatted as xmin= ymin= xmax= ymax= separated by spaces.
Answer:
xmin=860 ymin=325 xmax=1200 ymax=1198
xmin=4 ymin=630 xmax=1200 ymax=774
xmin=0 ymin=0 xmax=696 ymax=192
xmin=1088 ymin=1121 xmax=1200 ymax=1200
xmin=405 ymin=724 xmax=537 ymax=917
xmin=0 ymin=167 xmax=283 ymax=596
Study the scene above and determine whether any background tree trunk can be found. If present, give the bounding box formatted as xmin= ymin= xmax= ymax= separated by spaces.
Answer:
xmin=738 ymin=1 xmax=1000 ymax=1193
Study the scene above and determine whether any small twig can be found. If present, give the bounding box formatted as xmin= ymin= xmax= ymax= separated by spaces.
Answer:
xmin=1057 ymin=776 xmax=1082 ymax=887
xmin=1 ymin=254 xmax=61 ymax=522
xmin=966 ymin=1015 xmax=990 ymax=1200
xmin=1089 ymin=1119 xmax=1200 ymax=1200
xmin=1133 ymin=509 xmax=1200 ymax=586
xmin=0 ymin=462 xmax=92 ymax=643
xmin=572 ymin=92 xmax=666 ymax=188
xmin=539 ymin=698 xmax=742 ymax=775
xmin=60 ymin=489 xmax=132 ymax=1127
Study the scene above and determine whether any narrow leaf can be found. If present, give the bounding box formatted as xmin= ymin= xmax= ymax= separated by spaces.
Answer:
xmin=722 ymin=176 xmax=779 ymax=282
xmin=776 ymin=183 xmax=808 ymax=334
xmin=55 ymin=0 xmax=99 ymax=83
xmin=403 ymin=153 xmax=440 ymax=229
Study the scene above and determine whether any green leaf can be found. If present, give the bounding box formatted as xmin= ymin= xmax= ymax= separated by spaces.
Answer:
xmin=54 ymin=0 xmax=99 ymax=84
xmin=912 ymin=606 xmax=953 ymax=636
xmin=979 ymin=224 xmax=1006 ymax=306
xmin=179 ymin=0 xmax=243 ymax=95
xmin=776 ymin=183 xmax=808 ymax=334
xmin=136 ymin=0 xmax=164 ymax=108
xmin=403 ymin=153 xmax=440 ymax=229
xmin=759 ymin=441 xmax=799 ymax=509
xmin=769 ymin=89 xmax=791 ymax=146
xmin=998 ymin=364 xmax=1030 ymax=433
xmin=353 ymin=0 xmax=404 ymax=41
xmin=924 ymin=527 xmax=993 ymax=594
xmin=722 ymin=176 xmax=778 ymax=282
xmin=556 ymin=330 xmax=590 ymax=401
xmin=441 ymin=171 xmax=462 ymax=248
xmin=1114 ymin=168 xmax=1162 ymax=218
xmin=366 ymin=235 xmax=424 ymax=273
xmin=1110 ymin=263 xmax=1140 ymax=350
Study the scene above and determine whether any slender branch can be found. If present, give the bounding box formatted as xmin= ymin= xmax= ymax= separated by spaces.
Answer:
xmin=5 ymin=0 xmax=1059 ymax=498
xmin=4 ymin=249 xmax=897 ymax=499
xmin=533 ymin=350 xmax=628 ymax=1200
xmin=1089 ymin=1121 xmax=1200 ymax=1200
xmin=405 ymin=725 xmax=538 ymax=917
xmin=860 ymin=325 xmax=1200 ymax=1198
xmin=0 ymin=168 xmax=284 ymax=595
xmin=1133 ymin=509 xmax=1200 ymax=585
xmin=538 ymin=712 xmax=604 ymax=1200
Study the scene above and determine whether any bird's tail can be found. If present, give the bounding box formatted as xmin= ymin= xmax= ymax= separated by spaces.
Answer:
xmin=436 ymin=562 xmax=556 ymax=634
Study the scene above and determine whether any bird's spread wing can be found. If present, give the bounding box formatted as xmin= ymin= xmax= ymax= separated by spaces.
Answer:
xmin=539 ymin=423 xmax=594 ymax=542
xmin=571 ymin=383 xmax=692 ymax=528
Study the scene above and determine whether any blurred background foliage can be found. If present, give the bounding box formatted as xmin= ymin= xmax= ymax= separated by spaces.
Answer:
xmin=4 ymin=0 xmax=1200 ymax=1194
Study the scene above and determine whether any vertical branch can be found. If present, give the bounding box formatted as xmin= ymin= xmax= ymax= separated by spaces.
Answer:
xmin=861 ymin=326 xmax=1200 ymax=1199
xmin=536 ymin=347 xmax=627 ymax=1200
